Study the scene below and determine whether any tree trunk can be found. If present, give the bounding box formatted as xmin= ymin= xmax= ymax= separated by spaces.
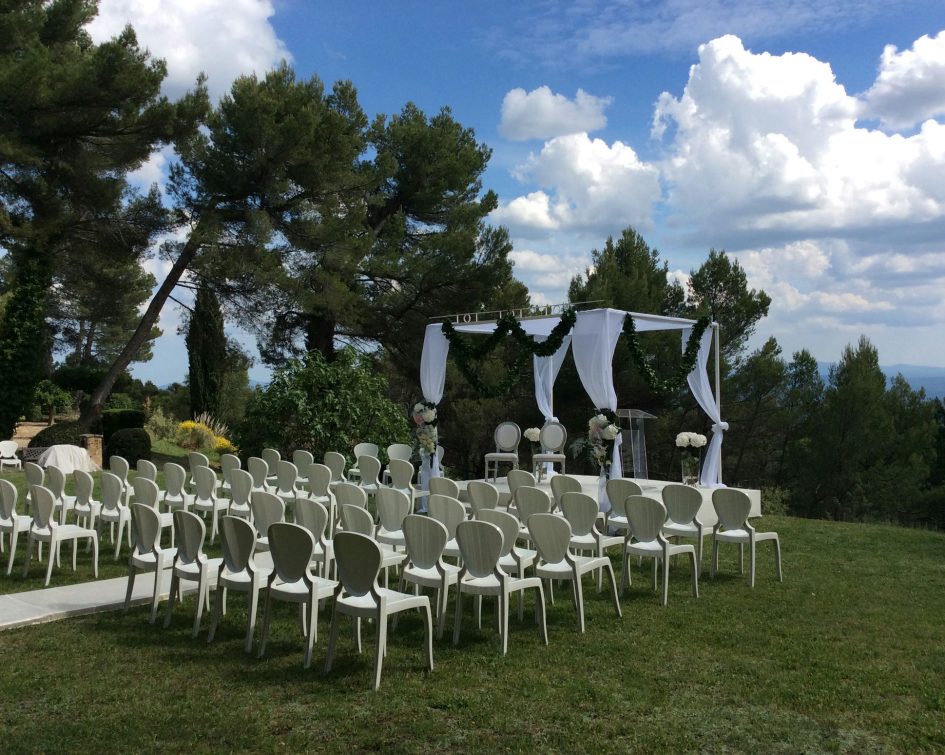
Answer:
xmin=78 ymin=227 xmax=208 ymax=429
xmin=305 ymin=312 xmax=336 ymax=361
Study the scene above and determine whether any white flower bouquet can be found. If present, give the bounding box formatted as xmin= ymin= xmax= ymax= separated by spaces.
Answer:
xmin=570 ymin=411 xmax=620 ymax=476
xmin=676 ymin=431 xmax=706 ymax=485
xmin=412 ymin=401 xmax=438 ymax=458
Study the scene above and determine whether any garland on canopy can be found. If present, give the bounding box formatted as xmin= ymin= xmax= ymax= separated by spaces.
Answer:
xmin=622 ymin=313 xmax=712 ymax=395
xmin=441 ymin=308 xmax=576 ymax=398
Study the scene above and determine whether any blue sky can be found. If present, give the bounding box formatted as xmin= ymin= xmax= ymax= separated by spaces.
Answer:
xmin=86 ymin=1 xmax=945 ymax=385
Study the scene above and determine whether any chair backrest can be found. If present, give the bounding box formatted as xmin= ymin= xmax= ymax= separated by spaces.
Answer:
xmin=467 ymin=480 xmax=499 ymax=515
xmin=436 ymin=445 xmax=445 ymax=463
xmin=606 ymin=478 xmax=643 ymax=512
xmin=428 ymin=494 xmax=465 ymax=538
xmin=662 ymin=483 xmax=703 ymax=525
xmin=550 ymin=474 xmax=583 ymax=508
xmin=261 ymin=448 xmax=281 ymax=472
xmin=130 ymin=502 xmax=161 ymax=555
xmin=386 ymin=443 xmax=413 ymax=463
xmin=0 ymin=440 xmax=18 ymax=459
xmin=229 ymin=469 xmax=253 ymax=510
xmin=268 ymin=522 xmax=315 ymax=584
xmin=476 ymin=508 xmax=519 ymax=558
xmin=294 ymin=498 xmax=329 ymax=543
xmin=625 ymin=495 xmax=667 ymax=544
xmin=291 ymin=449 xmax=314 ymax=470
xmin=357 ymin=455 xmax=381 ymax=486
xmin=73 ymin=470 xmax=94 ymax=507
xmin=164 ymin=462 xmax=187 ymax=497
xmin=507 ymin=469 xmax=536 ymax=499
xmin=712 ymin=488 xmax=751 ymax=530
xmin=220 ymin=515 xmax=257 ymax=572
xmin=539 ymin=421 xmax=568 ymax=453
xmin=455 ymin=519 xmax=503 ymax=578
xmin=250 ymin=491 xmax=285 ymax=534
xmin=428 ymin=476 xmax=460 ymax=499
xmin=528 ymin=512 xmax=572 ymax=565
xmin=101 ymin=472 xmax=125 ymax=513
xmin=219 ymin=453 xmax=241 ymax=483
xmin=305 ymin=463 xmax=332 ymax=498
xmin=403 ymin=514 xmax=448 ymax=570
xmin=187 ymin=451 xmax=210 ymax=474
xmin=46 ymin=465 xmax=66 ymax=499
xmin=323 ymin=451 xmax=346 ymax=482
xmin=494 ymin=422 xmax=521 ymax=452
xmin=247 ymin=457 xmax=269 ymax=488
xmin=275 ymin=460 xmax=299 ymax=495
xmin=136 ymin=458 xmax=158 ymax=481
xmin=173 ymin=509 xmax=206 ymax=566
xmin=109 ymin=455 xmax=129 ymax=482
xmin=559 ymin=492 xmax=599 ymax=536
xmin=193 ymin=465 xmax=217 ymax=502
xmin=515 ymin=486 xmax=551 ymax=523
xmin=387 ymin=458 xmax=415 ymax=490
xmin=333 ymin=531 xmax=382 ymax=597
xmin=340 ymin=503 xmax=375 ymax=536
xmin=375 ymin=488 xmax=411 ymax=533
xmin=0 ymin=478 xmax=18 ymax=520
xmin=25 ymin=462 xmax=44 ymax=488
xmin=334 ymin=482 xmax=368 ymax=510
xmin=353 ymin=442 xmax=379 ymax=460
xmin=132 ymin=477 xmax=160 ymax=510
xmin=29 ymin=485 xmax=56 ymax=529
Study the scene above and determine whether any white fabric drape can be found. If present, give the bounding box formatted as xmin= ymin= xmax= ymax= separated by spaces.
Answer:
xmin=37 ymin=444 xmax=99 ymax=473
xmin=686 ymin=326 xmax=727 ymax=487
xmin=533 ymin=335 xmax=571 ymax=422
xmin=419 ymin=323 xmax=449 ymax=488
xmin=572 ymin=309 xmax=625 ymax=478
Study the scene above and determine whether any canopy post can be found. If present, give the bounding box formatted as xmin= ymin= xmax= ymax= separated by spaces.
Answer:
xmin=713 ymin=322 xmax=722 ymax=471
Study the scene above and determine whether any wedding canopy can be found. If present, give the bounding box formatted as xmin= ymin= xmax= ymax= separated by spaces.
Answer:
xmin=420 ymin=307 xmax=727 ymax=487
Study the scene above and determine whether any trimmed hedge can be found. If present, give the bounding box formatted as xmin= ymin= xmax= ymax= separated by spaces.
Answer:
xmin=101 ymin=409 xmax=146 ymax=442
xmin=28 ymin=421 xmax=83 ymax=448
xmin=106 ymin=428 xmax=151 ymax=465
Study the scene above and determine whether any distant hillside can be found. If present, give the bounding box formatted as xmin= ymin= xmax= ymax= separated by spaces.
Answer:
xmin=818 ymin=362 xmax=945 ymax=400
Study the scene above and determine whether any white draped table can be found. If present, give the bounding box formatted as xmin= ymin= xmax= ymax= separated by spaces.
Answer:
xmin=455 ymin=475 xmax=761 ymax=528
xmin=36 ymin=444 xmax=99 ymax=474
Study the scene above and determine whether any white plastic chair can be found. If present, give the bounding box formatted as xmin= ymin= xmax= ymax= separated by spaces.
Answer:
xmin=45 ymin=464 xmax=75 ymax=524
xmin=375 ymin=488 xmax=411 ymax=551
xmin=247 ymin=456 xmax=271 ymax=495
xmin=662 ymin=483 xmax=712 ymax=574
xmin=1 ymin=478 xmax=30 ymax=575
xmin=99 ymin=471 xmax=132 ymax=560
xmin=428 ymin=494 xmax=465 ymax=560
xmin=207 ymin=515 xmax=272 ymax=653
xmin=132 ymin=477 xmax=175 ymax=546
xmin=24 ymin=462 xmax=44 ymax=510
xmin=711 ymin=488 xmax=783 ymax=588
xmin=123 ymin=502 xmax=173 ymax=622
xmin=189 ymin=450 xmax=219 ymax=493
xmin=528 ymin=512 xmax=622 ymax=632
xmin=164 ymin=509 xmax=222 ymax=637
xmin=192 ymin=465 xmax=228 ymax=544
xmin=261 ymin=448 xmax=281 ymax=486
xmin=219 ymin=453 xmax=241 ymax=494
xmin=400 ymin=514 xmax=460 ymax=639
xmin=162 ymin=462 xmax=194 ymax=512
xmin=506 ymin=469 xmax=536 ymax=514
xmin=72 ymin=469 xmax=100 ymax=531
xmin=476 ymin=507 xmax=537 ymax=621
xmin=323 ymin=451 xmax=347 ymax=488
xmin=0 ymin=440 xmax=22 ymax=471
xmin=356 ymin=455 xmax=382 ymax=497
xmin=258 ymin=522 xmax=337 ymax=669
xmin=109 ymin=455 xmax=131 ymax=505
xmin=274 ymin=460 xmax=305 ymax=515
xmin=294 ymin=497 xmax=334 ymax=578
xmin=345 ymin=442 xmax=378 ymax=483
xmin=605 ymin=478 xmax=643 ymax=533
xmin=550 ymin=474 xmax=583 ymax=513
xmin=622 ymin=495 xmax=699 ymax=605
xmin=383 ymin=443 xmax=413 ymax=484
xmin=302 ymin=462 xmax=334 ymax=531
xmin=339 ymin=503 xmax=406 ymax=581
xmin=428 ymin=476 xmax=460 ymax=499
xmin=227 ymin=469 xmax=254 ymax=521
xmin=532 ymin=421 xmax=568 ymax=476
xmin=333 ymin=482 xmax=368 ymax=536
xmin=560 ymin=492 xmax=623 ymax=591
xmin=513 ymin=485 xmax=552 ymax=546
xmin=23 ymin=484 xmax=98 ymax=585
xmin=484 ymin=422 xmax=521 ymax=481
xmin=387 ymin=459 xmax=422 ymax=511
xmin=250 ymin=491 xmax=285 ymax=552
xmin=467 ymin=480 xmax=499 ymax=516
xmin=452 ymin=519 xmax=548 ymax=655
xmin=136 ymin=458 xmax=158 ymax=482
xmin=291 ymin=449 xmax=314 ymax=472
xmin=326 ymin=531 xmax=434 ymax=690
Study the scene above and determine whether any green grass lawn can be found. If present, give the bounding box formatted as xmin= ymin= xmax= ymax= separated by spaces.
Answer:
xmin=0 ymin=469 xmax=943 ymax=752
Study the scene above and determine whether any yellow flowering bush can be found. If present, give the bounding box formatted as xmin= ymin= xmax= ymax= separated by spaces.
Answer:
xmin=176 ymin=414 xmax=239 ymax=455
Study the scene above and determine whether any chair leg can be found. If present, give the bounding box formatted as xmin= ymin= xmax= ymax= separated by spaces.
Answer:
xmin=690 ymin=551 xmax=699 ymax=598
xmin=373 ymin=610 xmax=387 ymax=690
xmin=304 ymin=598 xmax=319 ymax=669
xmin=207 ymin=579 xmax=224 ymax=643
xmin=711 ymin=538 xmax=719 ymax=579
xmin=620 ymin=549 xmax=630 ymax=597
xmin=164 ymin=573 xmax=180 ymax=628
xmin=605 ymin=562 xmax=622 ymax=618
xmin=574 ymin=573 xmax=585 ymax=633
xmin=325 ymin=605 xmax=341 ymax=672
xmin=499 ymin=590 xmax=509 ymax=656
xmin=661 ymin=556 xmax=670 ymax=606
xmin=124 ymin=569 xmax=136 ymax=612
xmin=535 ymin=582 xmax=548 ymax=645
xmin=44 ymin=536 xmax=57 ymax=586
xmin=245 ymin=587 xmax=260 ymax=652
xmin=257 ymin=591 xmax=273 ymax=659
xmin=149 ymin=568 xmax=162 ymax=624
xmin=192 ymin=573 xmax=208 ymax=638
xmin=452 ymin=588 xmax=463 ymax=646
xmin=7 ymin=529 xmax=19 ymax=576
xmin=773 ymin=536 xmax=783 ymax=581
xmin=422 ymin=602 xmax=434 ymax=671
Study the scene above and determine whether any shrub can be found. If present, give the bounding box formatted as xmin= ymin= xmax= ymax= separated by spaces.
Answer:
xmin=144 ymin=407 xmax=178 ymax=443
xmin=236 ymin=348 xmax=409 ymax=463
xmin=101 ymin=409 xmax=146 ymax=441
xmin=28 ymin=421 xmax=83 ymax=448
xmin=105 ymin=392 xmax=135 ymax=410
xmin=175 ymin=420 xmax=216 ymax=451
xmin=107 ymin=428 xmax=151 ymax=465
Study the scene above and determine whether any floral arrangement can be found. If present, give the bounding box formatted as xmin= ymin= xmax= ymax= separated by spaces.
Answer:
xmin=570 ymin=411 xmax=620 ymax=476
xmin=412 ymin=401 xmax=438 ymax=459
xmin=676 ymin=431 xmax=707 ymax=485
xmin=675 ymin=432 xmax=707 ymax=451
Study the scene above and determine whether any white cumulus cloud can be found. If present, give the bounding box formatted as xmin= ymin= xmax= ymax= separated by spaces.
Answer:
xmin=87 ymin=0 xmax=291 ymax=100
xmin=862 ymin=31 xmax=945 ymax=130
xmin=499 ymin=86 xmax=613 ymax=140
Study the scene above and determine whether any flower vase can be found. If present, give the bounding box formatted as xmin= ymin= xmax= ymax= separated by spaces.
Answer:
xmin=681 ymin=453 xmax=700 ymax=486
xmin=597 ymin=469 xmax=611 ymax=514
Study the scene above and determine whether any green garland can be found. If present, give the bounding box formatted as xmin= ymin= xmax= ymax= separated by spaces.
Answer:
xmin=622 ymin=314 xmax=711 ymax=395
xmin=441 ymin=308 xmax=576 ymax=397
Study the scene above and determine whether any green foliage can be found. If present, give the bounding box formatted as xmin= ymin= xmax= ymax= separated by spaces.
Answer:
xmin=236 ymin=348 xmax=409 ymax=463
xmin=186 ymin=282 xmax=226 ymax=416
xmin=106 ymin=428 xmax=151 ymax=466
xmin=144 ymin=407 xmax=178 ymax=444
xmin=28 ymin=421 xmax=82 ymax=448
xmin=104 ymin=393 xmax=135 ymax=411
xmin=101 ymin=409 xmax=146 ymax=442
xmin=52 ymin=365 xmax=107 ymax=394
xmin=32 ymin=379 xmax=72 ymax=416
xmin=175 ymin=421 xmax=216 ymax=452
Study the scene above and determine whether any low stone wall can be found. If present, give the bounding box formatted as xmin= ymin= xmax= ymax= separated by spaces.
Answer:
xmin=12 ymin=421 xmax=49 ymax=449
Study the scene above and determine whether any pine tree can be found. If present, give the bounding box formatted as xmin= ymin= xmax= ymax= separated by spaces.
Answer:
xmin=186 ymin=283 xmax=227 ymax=418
